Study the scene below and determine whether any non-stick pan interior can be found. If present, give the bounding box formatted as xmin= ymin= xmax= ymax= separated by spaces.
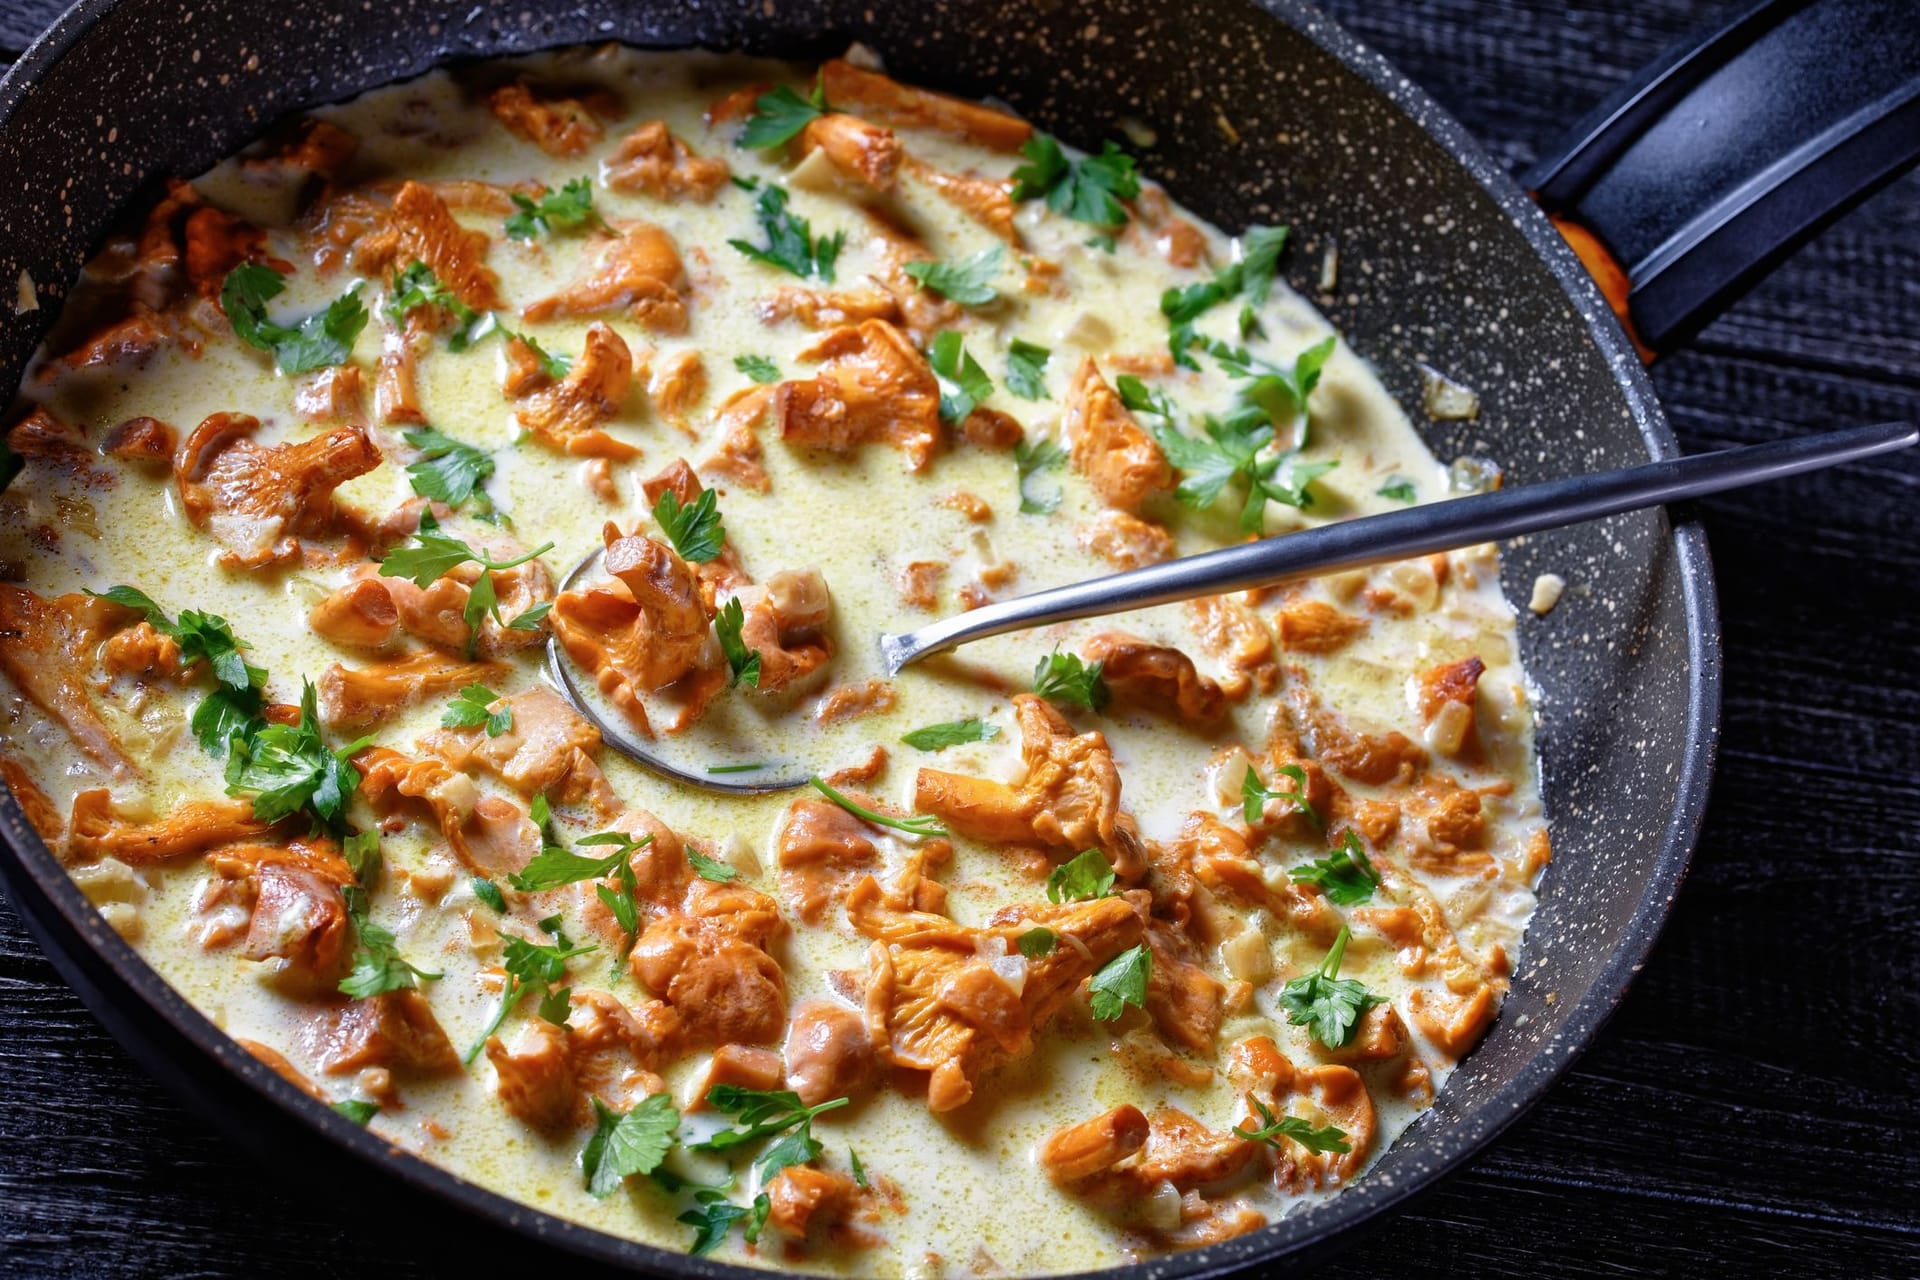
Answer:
xmin=0 ymin=1 xmax=1714 ymax=1274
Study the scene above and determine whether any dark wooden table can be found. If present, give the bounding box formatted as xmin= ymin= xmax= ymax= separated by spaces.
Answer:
xmin=2 ymin=1 xmax=1916 ymax=1275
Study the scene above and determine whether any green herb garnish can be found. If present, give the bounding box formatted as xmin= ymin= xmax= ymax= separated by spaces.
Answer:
xmin=1278 ymin=924 xmax=1387 ymax=1049
xmin=1243 ymin=762 xmax=1320 ymax=827
xmin=1087 ymin=944 xmax=1151 ymax=1021
xmin=734 ymin=354 xmax=781 ymax=384
xmin=1289 ymin=832 xmax=1381 ymax=907
xmin=902 ymin=245 xmax=1003 ymax=305
xmin=1030 ymin=651 xmax=1108 ymax=712
xmin=442 ymin=683 xmax=512 ymax=737
xmin=715 ymin=596 xmax=762 ymax=689
xmin=505 ymin=177 xmax=603 ymax=240
xmin=1004 ymin=338 xmax=1051 ymax=400
xmin=737 ymin=78 xmax=830 ymax=150
xmin=729 ymin=184 xmax=843 ymax=282
xmin=928 ymin=330 xmax=993 ymax=425
xmin=1014 ymin=436 xmax=1068 ymax=515
xmin=653 ymin=487 xmax=725 ymax=564
xmin=808 ymin=775 xmax=947 ymax=839
xmin=581 ymin=1092 xmax=679 ymax=1197
xmin=1011 ymin=135 xmax=1140 ymax=228
xmin=1045 ymin=848 xmax=1116 ymax=903
xmin=221 ymin=263 xmax=368 ymax=375
xmin=1233 ymin=1095 xmax=1350 ymax=1153
xmin=900 ymin=718 xmax=1000 ymax=751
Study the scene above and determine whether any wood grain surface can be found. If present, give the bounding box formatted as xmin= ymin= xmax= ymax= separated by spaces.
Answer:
xmin=2 ymin=1 xmax=1916 ymax=1275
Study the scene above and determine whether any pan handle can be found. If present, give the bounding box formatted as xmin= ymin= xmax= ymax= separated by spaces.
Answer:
xmin=1524 ymin=0 xmax=1920 ymax=357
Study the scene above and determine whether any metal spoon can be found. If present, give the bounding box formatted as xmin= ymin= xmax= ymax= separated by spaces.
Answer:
xmin=551 ymin=420 xmax=1916 ymax=792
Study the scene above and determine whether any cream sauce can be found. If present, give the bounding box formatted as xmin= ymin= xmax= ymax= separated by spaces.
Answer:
xmin=0 ymin=45 xmax=1544 ymax=1277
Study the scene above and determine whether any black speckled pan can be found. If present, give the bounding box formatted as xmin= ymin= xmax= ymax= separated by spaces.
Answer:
xmin=8 ymin=0 xmax=1906 ymax=1274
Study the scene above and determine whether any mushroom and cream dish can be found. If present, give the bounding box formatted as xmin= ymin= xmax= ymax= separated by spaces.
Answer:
xmin=0 ymin=44 xmax=1551 ymax=1276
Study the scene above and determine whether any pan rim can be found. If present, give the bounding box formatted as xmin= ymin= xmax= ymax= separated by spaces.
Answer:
xmin=0 ymin=0 xmax=1722 ymax=1275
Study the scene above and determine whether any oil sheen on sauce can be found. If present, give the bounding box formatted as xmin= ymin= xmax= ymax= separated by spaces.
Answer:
xmin=0 ymin=45 xmax=1546 ymax=1278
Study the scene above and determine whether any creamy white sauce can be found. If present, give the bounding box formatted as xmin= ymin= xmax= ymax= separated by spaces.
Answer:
xmin=0 ymin=45 xmax=1545 ymax=1277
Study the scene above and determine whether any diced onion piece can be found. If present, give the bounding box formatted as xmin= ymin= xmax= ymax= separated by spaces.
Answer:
xmin=1419 ymin=363 xmax=1481 ymax=421
xmin=1529 ymin=572 xmax=1567 ymax=616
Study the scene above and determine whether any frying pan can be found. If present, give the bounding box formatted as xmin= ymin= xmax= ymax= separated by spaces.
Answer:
xmin=0 ymin=0 xmax=1913 ymax=1274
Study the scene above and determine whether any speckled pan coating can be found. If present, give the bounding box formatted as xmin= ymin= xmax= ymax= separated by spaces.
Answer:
xmin=0 ymin=1 xmax=1719 ymax=1275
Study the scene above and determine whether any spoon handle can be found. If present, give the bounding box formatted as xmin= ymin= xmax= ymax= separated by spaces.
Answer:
xmin=881 ymin=420 xmax=1917 ymax=674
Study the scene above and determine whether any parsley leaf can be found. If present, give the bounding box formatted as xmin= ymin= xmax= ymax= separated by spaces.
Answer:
xmin=737 ymin=78 xmax=829 ymax=150
xmin=1128 ymin=383 xmax=1337 ymax=532
xmin=508 ymin=831 xmax=649 ymax=892
xmin=928 ymin=330 xmax=993 ymax=425
xmin=1233 ymin=1095 xmax=1350 ymax=1154
xmin=729 ymin=184 xmax=843 ymax=282
xmin=1088 ymin=944 xmax=1151 ymax=1020
xmin=1046 ymin=848 xmax=1116 ymax=903
xmin=690 ymin=1085 xmax=849 ymax=1155
xmin=403 ymin=427 xmax=496 ymax=514
xmin=463 ymin=931 xmax=596 ymax=1064
xmin=1159 ymin=225 xmax=1289 ymax=368
xmin=331 ymin=1099 xmax=380 ymax=1126
xmin=1377 ymin=477 xmax=1418 ymax=504
xmin=1004 ymin=338 xmax=1051 ymax=400
xmin=385 ymin=261 xmax=492 ymax=350
xmin=225 ymin=682 xmax=370 ymax=831
xmin=506 ymin=602 xmax=551 ymax=631
xmin=734 ymin=354 xmax=781 ymax=384
xmin=1200 ymin=334 xmax=1337 ymax=434
xmin=808 ymin=775 xmax=947 ymax=839
xmin=378 ymin=528 xmax=554 ymax=651
xmin=1012 ymin=135 xmax=1140 ymax=227
xmin=505 ymin=177 xmax=602 ymax=240
xmin=1241 ymin=224 xmax=1290 ymax=307
xmin=680 ymin=1191 xmax=749 ymax=1256
xmin=849 ymin=1147 xmax=869 ymax=1188
xmin=1016 ymin=927 xmax=1057 ymax=958
xmin=1014 ymin=436 xmax=1068 ymax=515
xmin=87 ymin=587 xmax=263 ymax=694
xmin=338 ymin=832 xmax=442 ymax=998
xmin=442 ymin=683 xmax=512 ymax=737
xmin=715 ymin=596 xmax=762 ymax=689
xmin=900 ymin=718 xmax=1000 ymax=751
xmin=582 ymin=1092 xmax=679 ymax=1197
xmin=1243 ymin=762 xmax=1321 ymax=827
xmin=471 ymin=877 xmax=506 ymax=912
xmin=687 ymin=849 xmax=740 ymax=883
xmin=1031 ymin=651 xmax=1108 ymax=712
xmin=902 ymin=245 xmax=1004 ymax=305
xmin=1278 ymin=924 xmax=1387 ymax=1049
xmin=1289 ymin=832 xmax=1381 ymax=907
xmin=191 ymin=684 xmax=266 ymax=757
xmin=221 ymin=263 xmax=368 ymax=375
xmin=653 ymin=487 xmax=725 ymax=564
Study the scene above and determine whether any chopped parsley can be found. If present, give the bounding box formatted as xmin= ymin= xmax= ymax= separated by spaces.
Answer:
xmin=928 ymin=330 xmax=994 ymax=425
xmin=1377 ymin=477 xmax=1418 ymax=504
xmin=686 ymin=849 xmax=741 ymax=884
xmin=225 ymin=681 xmax=371 ymax=832
xmin=504 ymin=177 xmax=603 ymax=240
xmin=87 ymin=586 xmax=264 ymax=695
xmin=1014 ymin=436 xmax=1068 ymax=515
xmin=441 ymin=683 xmax=512 ymax=737
xmin=338 ymin=832 xmax=442 ymax=999
xmin=1233 ymin=1095 xmax=1350 ymax=1154
xmin=1004 ymin=338 xmax=1052 ymax=400
xmin=714 ymin=596 xmax=762 ymax=689
xmin=220 ymin=263 xmax=368 ymax=375
xmin=1278 ymin=924 xmax=1387 ymax=1049
xmin=680 ymin=1192 xmax=753 ymax=1256
xmin=729 ymin=184 xmax=843 ymax=282
xmin=1087 ymin=944 xmax=1151 ymax=1021
xmin=330 ymin=1099 xmax=380 ymax=1126
xmin=737 ymin=78 xmax=829 ymax=150
xmin=1016 ymin=928 xmax=1057 ymax=958
xmin=471 ymin=877 xmax=506 ymax=912
xmin=581 ymin=1092 xmax=679 ymax=1197
xmin=1121 ymin=375 xmax=1336 ymax=532
xmin=463 ymin=931 xmax=597 ymax=1064
xmin=1289 ymin=832 xmax=1381 ymax=907
xmin=1011 ymin=135 xmax=1140 ymax=228
xmin=900 ymin=718 xmax=1000 ymax=751
xmin=849 ymin=1147 xmax=869 ymax=1188
xmin=509 ymin=829 xmax=651 ymax=892
xmin=1160 ymin=224 xmax=1288 ymax=368
xmin=1243 ymin=762 xmax=1320 ymax=827
xmin=902 ymin=245 xmax=1004 ymax=305
xmin=378 ymin=523 xmax=555 ymax=651
xmin=402 ymin=427 xmax=497 ymax=516
xmin=1046 ymin=848 xmax=1116 ymax=903
xmin=1031 ymin=651 xmax=1108 ymax=712
xmin=385 ymin=261 xmax=493 ymax=350
xmin=808 ymin=775 xmax=947 ymax=839
xmin=734 ymin=354 xmax=781 ymax=384
xmin=652 ymin=487 xmax=726 ymax=564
